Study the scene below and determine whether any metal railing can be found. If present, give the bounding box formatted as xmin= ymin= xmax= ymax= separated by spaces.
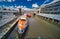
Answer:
xmin=0 ymin=17 xmax=19 ymax=39
xmin=37 ymin=13 xmax=60 ymax=21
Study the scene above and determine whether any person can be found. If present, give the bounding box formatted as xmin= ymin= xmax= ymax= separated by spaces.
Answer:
xmin=33 ymin=13 xmax=36 ymax=16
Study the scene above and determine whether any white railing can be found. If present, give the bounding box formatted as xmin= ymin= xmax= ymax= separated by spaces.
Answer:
xmin=0 ymin=15 xmax=16 ymax=27
xmin=37 ymin=13 xmax=60 ymax=21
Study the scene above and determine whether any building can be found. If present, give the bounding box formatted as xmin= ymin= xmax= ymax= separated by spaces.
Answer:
xmin=0 ymin=13 xmax=2 ymax=19
xmin=0 ymin=8 xmax=18 ymax=19
xmin=40 ymin=1 xmax=60 ymax=14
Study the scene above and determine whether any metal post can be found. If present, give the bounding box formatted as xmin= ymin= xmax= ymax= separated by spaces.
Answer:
xmin=19 ymin=8 xmax=22 ymax=15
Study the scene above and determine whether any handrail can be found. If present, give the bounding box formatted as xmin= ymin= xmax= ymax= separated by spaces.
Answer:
xmin=0 ymin=17 xmax=20 ymax=39
xmin=37 ymin=13 xmax=60 ymax=21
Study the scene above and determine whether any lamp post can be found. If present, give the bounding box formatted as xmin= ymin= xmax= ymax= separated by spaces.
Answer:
xmin=19 ymin=8 xmax=22 ymax=15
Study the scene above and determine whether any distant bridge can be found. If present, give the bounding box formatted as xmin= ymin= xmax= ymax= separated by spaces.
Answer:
xmin=0 ymin=10 xmax=18 ymax=13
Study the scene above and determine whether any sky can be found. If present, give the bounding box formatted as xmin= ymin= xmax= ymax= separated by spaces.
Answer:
xmin=0 ymin=0 xmax=60 ymax=11
xmin=0 ymin=0 xmax=54 ymax=8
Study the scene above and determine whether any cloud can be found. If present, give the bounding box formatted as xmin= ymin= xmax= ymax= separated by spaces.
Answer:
xmin=9 ymin=6 xmax=14 ymax=9
xmin=16 ymin=6 xmax=27 ymax=8
xmin=0 ymin=0 xmax=15 ymax=2
xmin=16 ymin=6 xmax=25 ymax=9
xmin=16 ymin=5 xmax=32 ymax=11
xmin=7 ymin=6 xmax=19 ymax=10
xmin=7 ymin=0 xmax=15 ymax=2
xmin=7 ymin=0 xmax=12 ymax=2
xmin=32 ymin=3 xmax=39 ymax=8
xmin=16 ymin=6 xmax=24 ymax=8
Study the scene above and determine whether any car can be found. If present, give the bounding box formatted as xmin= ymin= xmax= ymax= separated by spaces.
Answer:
xmin=18 ymin=16 xmax=29 ymax=34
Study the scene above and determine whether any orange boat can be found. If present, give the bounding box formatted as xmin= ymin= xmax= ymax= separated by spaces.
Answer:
xmin=18 ymin=17 xmax=28 ymax=34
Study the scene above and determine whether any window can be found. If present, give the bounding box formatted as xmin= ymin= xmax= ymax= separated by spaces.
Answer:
xmin=54 ymin=8 xmax=58 ymax=11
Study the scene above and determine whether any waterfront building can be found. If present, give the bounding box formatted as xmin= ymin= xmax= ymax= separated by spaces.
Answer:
xmin=40 ymin=1 xmax=60 ymax=14
xmin=0 ymin=7 xmax=18 ymax=19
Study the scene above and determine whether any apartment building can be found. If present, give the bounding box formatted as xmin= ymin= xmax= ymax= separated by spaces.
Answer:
xmin=40 ymin=1 xmax=60 ymax=14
